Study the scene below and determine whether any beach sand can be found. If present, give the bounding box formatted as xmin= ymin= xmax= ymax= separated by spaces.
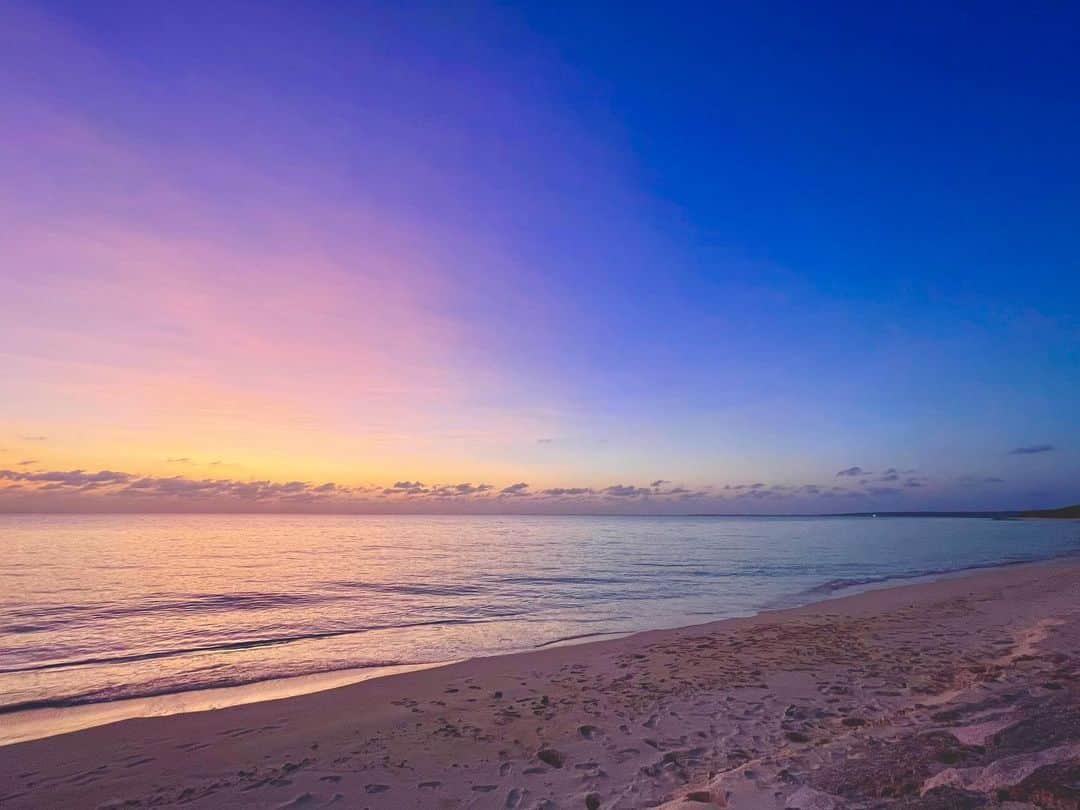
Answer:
xmin=1 ymin=559 xmax=1078 ymax=808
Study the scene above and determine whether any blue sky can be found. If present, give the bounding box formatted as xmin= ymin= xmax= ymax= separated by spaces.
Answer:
xmin=1 ymin=1 xmax=1077 ymax=512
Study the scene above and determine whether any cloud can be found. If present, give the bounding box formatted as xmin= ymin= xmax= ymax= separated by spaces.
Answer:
xmin=390 ymin=480 xmax=427 ymax=493
xmin=21 ymin=435 xmax=47 ymax=441
xmin=835 ymin=466 xmax=868 ymax=477
xmin=864 ymin=486 xmax=900 ymax=496
xmin=0 ymin=464 xmax=965 ymax=514
xmin=17 ymin=459 xmax=37 ymax=466
xmin=429 ymin=483 xmax=494 ymax=497
xmin=536 ymin=438 xmax=553 ymax=445
xmin=1009 ymin=444 xmax=1054 ymax=455
xmin=603 ymin=484 xmax=651 ymax=497
xmin=0 ymin=470 xmax=368 ymax=504
xmin=729 ymin=483 xmax=798 ymax=500
xmin=0 ymin=469 xmax=132 ymax=488
xmin=738 ymin=490 xmax=779 ymax=500
xmin=377 ymin=481 xmax=498 ymax=498
xmin=0 ymin=469 xmax=711 ymax=512
xmin=540 ymin=487 xmax=594 ymax=497
xmin=166 ymin=457 xmax=193 ymax=464
xmin=957 ymin=474 xmax=1006 ymax=486
xmin=120 ymin=476 xmax=341 ymax=501
xmin=676 ymin=490 xmax=709 ymax=500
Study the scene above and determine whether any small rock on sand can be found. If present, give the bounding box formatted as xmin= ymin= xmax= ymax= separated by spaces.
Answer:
xmin=537 ymin=748 xmax=564 ymax=768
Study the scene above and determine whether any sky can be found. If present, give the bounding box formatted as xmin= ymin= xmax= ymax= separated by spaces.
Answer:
xmin=1 ymin=1 xmax=1078 ymax=514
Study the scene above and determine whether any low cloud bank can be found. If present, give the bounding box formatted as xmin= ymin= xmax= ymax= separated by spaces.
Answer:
xmin=0 ymin=463 xmax=1033 ymax=513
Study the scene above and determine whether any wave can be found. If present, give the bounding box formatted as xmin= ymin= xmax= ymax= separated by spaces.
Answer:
xmin=495 ymin=575 xmax=631 ymax=586
xmin=322 ymin=580 xmax=491 ymax=596
xmin=0 ymin=658 xmax=419 ymax=715
xmin=3 ymin=581 xmax=501 ymax=630
xmin=531 ymin=630 xmax=628 ymax=648
xmin=0 ymin=617 xmax=487 ymax=676
xmin=800 ymin=548 xmax=1080 ymax=598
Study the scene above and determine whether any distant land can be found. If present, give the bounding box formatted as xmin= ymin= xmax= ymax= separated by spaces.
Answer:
xmin=1019 ymin=503 xmax=1080 ymax=519
xmin=689 ymin=504 xmax=1080 ymax=519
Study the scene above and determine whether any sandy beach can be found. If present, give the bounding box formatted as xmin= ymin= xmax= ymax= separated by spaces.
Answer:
xmin=2 ymin=559 xmax=1078 ymax=809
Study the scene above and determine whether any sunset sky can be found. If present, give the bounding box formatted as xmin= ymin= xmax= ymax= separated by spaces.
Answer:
xmin=2 ymin=2 xmax=1078 ymax=513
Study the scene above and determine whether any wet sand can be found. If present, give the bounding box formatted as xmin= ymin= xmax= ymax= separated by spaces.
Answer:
xmin=1 ymin=559 xmax=1078 ymax=808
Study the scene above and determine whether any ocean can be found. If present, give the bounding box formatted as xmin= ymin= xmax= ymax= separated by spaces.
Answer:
xmin=2 ymin=513 xmax=1077 ymax=739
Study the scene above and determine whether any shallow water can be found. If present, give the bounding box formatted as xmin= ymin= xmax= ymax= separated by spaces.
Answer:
xmin=2 ymin=514 xmax=1077 ymax=717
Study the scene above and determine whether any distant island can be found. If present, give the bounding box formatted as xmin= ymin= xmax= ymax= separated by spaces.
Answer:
xmin=1019 ymin=503 xmax=1080 ymax=519
xmin=689 ymin=504 xmax=1080 ymax=519
xmin=832 ymin=505 xmax=1080 ymax=519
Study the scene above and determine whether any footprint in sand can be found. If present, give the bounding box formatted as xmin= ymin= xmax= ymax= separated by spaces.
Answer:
xmin=365 ymin=784 xmax=390 ymax=794
xmin=276 ymin=793 xmax=316 ymax=808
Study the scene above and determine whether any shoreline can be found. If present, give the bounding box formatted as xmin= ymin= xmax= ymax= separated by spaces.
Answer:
xmin=2 ymin=557 xmax=1078 ymax=807
xmin=3 ymin=553 xmax=1074 ymax=748
xmin=0 ymin=661 xmax=455 ymax=748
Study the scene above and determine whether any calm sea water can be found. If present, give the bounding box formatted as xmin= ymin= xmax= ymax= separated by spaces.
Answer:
xmin=2 ymin=514 xmax=1078 ymax=719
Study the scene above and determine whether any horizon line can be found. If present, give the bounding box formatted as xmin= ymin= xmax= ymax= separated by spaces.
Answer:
xmin=0 ymin=507 xmax=1073 ymax=518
